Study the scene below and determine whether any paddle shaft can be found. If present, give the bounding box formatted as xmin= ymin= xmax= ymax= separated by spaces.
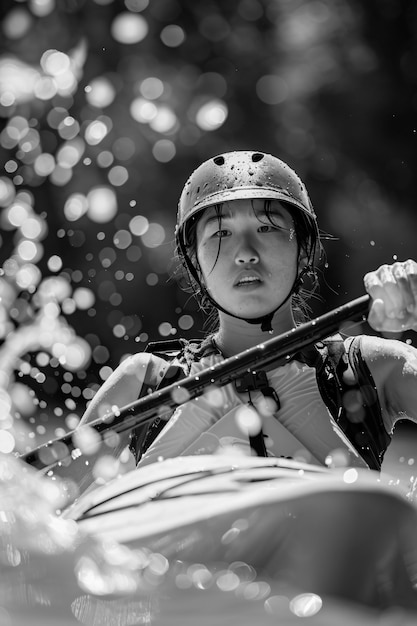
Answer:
xmin=21 ymin=295 xmax=370 ymax=470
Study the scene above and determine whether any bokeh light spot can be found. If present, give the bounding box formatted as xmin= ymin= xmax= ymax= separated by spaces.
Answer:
xmin=108 ymin=165 xmax=129 ymax=186
xmin=58 ymin=116 xmax=80 ymax=141
xmin=30 ymin=0 xmax=56 ymax=18
xmin=92 ymin=455 xmax=120 ymax=482
xmin=0 ymin=177 xmax=16 ymax=207
xmin=16 ymin=263 xmax=42 ymax=290
xmin=149 ymin=106 xmax=178 ymax=133
xmin=2 ymin=7 xmax=33 ymax=39
xmin=325 ymin=448 xmax=350 ymax=468
xmin=99 ymin=247 xmax=117 ymax=268
xmin=146 ymin=273 xmax=158 ymax=286
xmin=216 ymin=571 xmax=240 ymax=592
xmin=112 ymin=137 xmax=135 ymax=161
xmin=85 ymin=120 xmax=109 ymax=145
xmin=343 ymin=468 xmax=359 ymax=484
xmin=97 ymin=150 xmax=114 ymax=168
xmin=85 ymin=77 xmax=116 ymax=108
xmin=87 ymin=187 xmax=118 ymax=223
xmin=130 ymin=97 xmax=158 ymax=123
xmin=0 ymin=430 xmax=15 ymax=453
xmin=195 ymin=99 xmax=228 ymax=131
xmin=34 ymin=153 xmax=55 ymax=176
xmin=289 ymin=593 xmax=323 ymax=617
xmin=17 ymin=240 xmax=41 ymax=262
xmin=21 ymin=216 xmax=45 ymax=240
xmin=47 ymin=255 xmax=63 ymax=272
xmin=160 ymin=24 xmax=185 ymax=47
xmin=111 ymin=12 xmax=148 ymax=44
xmin=129 ymin=215 xmax=149 ymax=236
xmin=99 ymin=366 xmax=113 ymax=381
xmin=235 ymin=405 xmax=262 ymax=436
xmin=152 ymin=139 xmax=176 ymax=162
xmin=7 ymin=201 xmax=30 ymax=227
xmin=73 ymin=425 xmax=101 ymax=456
xmin=158 ymin=322 xmax=173 ymax=337
xmin=178 ymin=314 xmax=194 ymax=330
xmin=204 ymin=386 xmax=224 ymax=408
xmin=57 ymin=141 xmax=84 ymax=169
xmin=93 ymin=345 xmax=110 ymax=364
xmin=264 ymin=595 xmax=290 ymax=615
xmin=140 ymin=77 xmax=164 ymax=100
xmin=125 ymin=0 xmax=149 ymax=11
xmin=41 ymin=49 xmax=70 ymax=76
xmin=141 ymin=222 xmax=166 ymax=247
xmin=256 ymin=75 xmax=288 ymax=105
xmin=113 ymin=229 xmax=132 ymax=249
xmin=50 ymin=164 xmax=73 ymax=186
xmin=64 ymin=193 xmax=88 ymax=221
xmin=73 ymin=287 xmax=95 ymax=310
xmin=126 ymin=245 xmax=142 ymax=262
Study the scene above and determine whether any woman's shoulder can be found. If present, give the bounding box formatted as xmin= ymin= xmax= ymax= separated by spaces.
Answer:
xmin=107 ymin=351 xmax=176 ymax=388
xmin=144 ymin=335 xmax=220 ymax=365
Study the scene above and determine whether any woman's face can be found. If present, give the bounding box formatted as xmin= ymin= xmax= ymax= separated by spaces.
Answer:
xmin=195 ymin=199 xmax=301 ymax=320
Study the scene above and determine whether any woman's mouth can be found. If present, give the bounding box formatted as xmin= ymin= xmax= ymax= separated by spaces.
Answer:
xmin=235 ymin=276 xmax=262 ymax=287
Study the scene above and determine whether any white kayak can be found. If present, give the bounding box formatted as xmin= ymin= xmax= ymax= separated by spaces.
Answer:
xmin=64 ymin=454 xmax=417 ymax=624
xmin=2 ymin=452 xmax=417 ymax=625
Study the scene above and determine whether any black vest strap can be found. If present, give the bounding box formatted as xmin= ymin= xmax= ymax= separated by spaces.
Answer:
xmin=314 ymin=335 xmax=390 ymax=470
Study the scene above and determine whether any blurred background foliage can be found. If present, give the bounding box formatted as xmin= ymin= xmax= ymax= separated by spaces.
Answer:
xmin=0 ymin=0 xmax=416 ymax=456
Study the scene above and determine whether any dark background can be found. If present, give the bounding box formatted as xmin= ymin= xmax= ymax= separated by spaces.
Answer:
xmin=0 ymin=0 xmax=416 ymax=483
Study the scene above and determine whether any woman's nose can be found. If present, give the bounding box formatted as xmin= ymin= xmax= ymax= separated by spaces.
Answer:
xmin=235 ymin=241 xmax=259 ymax=265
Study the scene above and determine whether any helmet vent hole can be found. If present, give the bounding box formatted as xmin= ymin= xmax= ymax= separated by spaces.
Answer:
xmin=251 ymin=153 xmax=264 ymax=162
xmin=213 ymin=156 xmax=225 ymax=166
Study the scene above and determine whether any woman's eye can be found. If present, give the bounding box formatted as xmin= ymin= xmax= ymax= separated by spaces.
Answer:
xmin=213 ymin=229 xmax=229 ymax=238
xmin=258 ymin=224 xmax=276 ymax=233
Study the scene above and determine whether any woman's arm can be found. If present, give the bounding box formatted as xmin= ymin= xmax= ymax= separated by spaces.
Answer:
xmin=359 ymin=335 xmax=417 ymax=431
xmin=363 ymin=259 xmax=417 ymax=430
xmin=49 ymin=352 xmax=160 ymax=494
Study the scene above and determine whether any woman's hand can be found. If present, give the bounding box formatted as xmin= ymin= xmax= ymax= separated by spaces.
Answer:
xmin=364 ymin=259 xmax=417 ymax=332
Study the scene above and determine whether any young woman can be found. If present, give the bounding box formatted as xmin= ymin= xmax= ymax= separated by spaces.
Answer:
xmin=56 ymin=151 xmax=417 ymax=614
xmin=71 ymin=150 xmax=417 ymax=479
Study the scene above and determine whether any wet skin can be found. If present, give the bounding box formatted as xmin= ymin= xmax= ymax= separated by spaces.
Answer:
xmin=196 ymin=198 xmax=302 ymax=321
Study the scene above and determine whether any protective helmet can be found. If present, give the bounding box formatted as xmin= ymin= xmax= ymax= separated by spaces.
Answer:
xmin=176 ymin=150 xmax=318 ymax=247
xmin=175 ymin=150 xmax=320 ymax=331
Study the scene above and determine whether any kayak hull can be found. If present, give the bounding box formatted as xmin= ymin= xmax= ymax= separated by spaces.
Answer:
xmin=66 ymin=455 xmax=417 ymax=617
xmin=2 ymin=453 xmax=417 ymax=624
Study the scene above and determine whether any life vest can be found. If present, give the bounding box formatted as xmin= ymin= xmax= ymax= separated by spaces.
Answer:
xmin=130 ymin=334 xmax=391 ymax=471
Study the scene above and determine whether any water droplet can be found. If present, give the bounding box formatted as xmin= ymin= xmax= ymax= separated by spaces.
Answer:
xmin=92 ymin=455 xmax=120 ymax=482
xmin=235 ymin=405 xmax=262 ymax=435
xmin=325 ymin=448 xmax=350 ymax=468
xmin=73 ymin=426 xmax=101 ymax=455
xmin=289 ymin=593 xmax=322 ymax=617
xmin=171 ymin=386 xmax=190 ymax=404
xmin=216 ymin=570 xmax=240 ymax=592
xmin=343 ymin=468 xmax=359 ymax=484
xmin=204 ymin=385 xmax=224 ymax=408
